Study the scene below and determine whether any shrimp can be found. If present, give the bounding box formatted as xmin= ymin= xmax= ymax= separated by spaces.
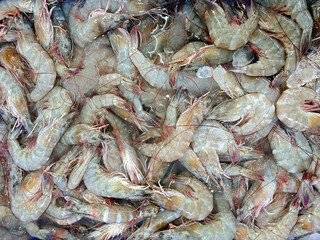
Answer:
xmin=257 ymin=5 xmax=302 ymax=75
xmin=240 ymin=159 xmax=278 ymax=221
xmin=33 ymin=0 xmax=54 ymax=51
xmin=0 ymin=43 xmax=33 ymax=87
xmin=236 ymin=74 xmax=280 ymax=103
xmin=268 ymin=124 xmax=312 ymax=173
xmin=149 ymin=191 xmax=236 ymax=240
xmin=68 ymin=146 xmax=96 ymax=190
xmin=151 ymin=176 xmax=213 ymax=221
xmin=256 ymin=0 xmax=313 ymax=52
xmin=102 ymin=140 xmax=125 ymax=173
xmin=211 ymin=65 xmax=246 ymax=98
xmin=9 ymin=112 xmax=75 ymax=171
xmin=236 ymin=204 xmax=299 ymax=240
xmin=104 ymin=111 xmax=144 ymax=184
xmin=34 ymin=86 xmax=73 ymax=133
xmin=14 ymin=16 xmax=56 ymax=102
xmin=276 ymin=87 xmax=320 ymax=131
xmin=9 ymin=162 xmax=53 ymax=222
xmin=229 ymin=28 xmax=285 ymax=76
xmin=127 ymin=210 xmax=181 ymax=240
xmin=198 ymin=0 xmax=258 ymax=50
xmin=65 ymin=196 xmax=137 ymax=224
xmin=88 ymin=223 xmax=128 ymax=240
xmin=83 ymin=155 xmax=151 ymax=200
xmin=208 ymin=93 xmax=276 ymax=136
xmin=61 ymin=124 xmax=112 ymax=145
xmin=146 ymin=95 xmax=207 ymax=181
xmin=0 ymin=0 xmax=33 ymax=20
xmin=290 ymin=194 xmax=320 ymax=237
xmin=78 ymin=94 xmax=129 ymax=125
xmin=68 ymin=1 xmax=128 ymax=47
xmin=0 ymin=67 xmax=33 ymax=133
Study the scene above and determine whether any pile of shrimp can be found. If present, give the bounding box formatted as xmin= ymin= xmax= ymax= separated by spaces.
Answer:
xmin=1 ymin=0 xmax=320 ymax=239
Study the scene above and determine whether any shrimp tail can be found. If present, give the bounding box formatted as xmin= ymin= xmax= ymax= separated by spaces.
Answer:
xmin=140 ymin=111 xmax=160 ymax=128
xmin=130 ymin=26 xmax=140 ymax=50
xmin=270 ymin=71 xmax=288 ymax=88
xmin=300 ymin=29 xmax=312 ymax=54
xmin=293 ymin=181 xmax=310 ymax=207
xmin=88 ymin=223 xmax=127 ymax=240
xmin=245 ymin=0 xmax=255 ymax=15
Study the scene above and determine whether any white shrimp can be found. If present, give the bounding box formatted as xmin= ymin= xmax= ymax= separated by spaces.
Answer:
xmin=151 ymin=176 xmax=213 ymax=221
xmin=0 ymin=66 xmax=33 ymax=132
xmin=9 ymin=163 xmax=53 ymax=222
xmin=208 ymin=93 xmax=276 ymax=136
xmin=229 ymin=28 xmax=285 ymax=76
xmin=14 ymin=16 xmax=56 ymax=102
xmin=199 ymin=0 xmax=258 ymax=50
xmin=9 ymin=112 xmax=75 ymax=171
xmin=276 ymin=87 xmax=320 ymax=131
xmin=83 ymin=155 xmax=151 ymax=200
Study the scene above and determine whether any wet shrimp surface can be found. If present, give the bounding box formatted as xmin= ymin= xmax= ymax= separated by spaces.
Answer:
xmin=0 ymin=0 xmax=320 ymax=239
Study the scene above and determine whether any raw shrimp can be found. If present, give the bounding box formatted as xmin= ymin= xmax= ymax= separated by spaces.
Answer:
xmin=68 ymin=146 xmax=96 ymax=190
xmin=83 ymin=155 xmax=151 ymax=200
xmin=14 ymin=16 xmax=56 ymax=102
xmin=0 ymin=0 xmax=33 ymax=20
xmin=236 ymin=204 xmax=299 ymax=240
xmin=68 ymin=1 xmax=128 ymax=47
xmin=211 ymin=65 xmax=246 ymax=98
xmin=199 ymin=0 xmax=258 ymax=50
xmin=33 ymin=0 xmax=54 ymax=51
xmin=257 ymin=5 xmax=302 ymax=75
xmin=34 ymin=86 xmax=73 ymax=133
xmin=208 ymin=93 xmax=276 ymax=136
xmin=149 ymin=191 xmax=236 ymax=240
xmin=61 ymin=124 xmax=111 ymax=145
xmin=256 ymin=0 xmax=313 ymax=52
xmin=151 ymin=176 xmax=213 ymax=221
xmin=0 ymin=43 xmax=33 ymax=87
xmin=236 ymin=74 xmax=280 ymax=103
xmin=146 ymin=95 xmax=207 ymax=180
xmin=78 ymin=94 xmax=128 ymax=125
xmin=240 ymin=159 xmax=278 ymax=221
xmin=105 ymin=111 xmax=144 ymax=184
xmin=9 ymin=162 xmax=53 ymax=222
xmin=276 ymin=87 xmax=320 ymax=131
xmin=9 ymin=112 xmax=75 ymax=171
xmin=229 ymin=28 xmax=285 ymax=76
xmin=65 ymin=196 xmax=137 ymax=224
xmin=268 ymin=124 xmax=312 ymax=173
xmin=127 ymin=210 xmax=181 ymax=240
xmin=102 ymin=140 xmax=125 ymax=173
xmin=0 ymin=67 xmax=33 ymax=132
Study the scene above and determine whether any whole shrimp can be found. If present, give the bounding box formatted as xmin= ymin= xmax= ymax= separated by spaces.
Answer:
xmin=68 ymin=1 xmax=128 ymax=47
xmin=149 ymin=191 xmax=236 ymax=240
xmin=257 ymin=5 xmax=302 ymax=76
xmin=14 ymin=16 xmax=56 ymax=102
xmin=268 ymin=124 xmax=312 ymax=173
xmin=208 ymin=93 xmax=276 ymax=136
xmin=151 ymin=176 xmax=213 ymax=221
xmin=146 ymin=95 xmax=207 ymax=181
xmin=196 ymin=0 xmax=258 ymax=50
xmin=276 ymin=87 xmax=320 ymax=131
xmin=65 ymin=196 xmax=137 ymax=224
xmin=256 ymin=0 xmax=313 ymax=52
xmin=236 ymin=204 xmax=299 ymax=240
xmin=33 ymin=86 xmax=73 ymax=133
xmin=9 ymin=162 xmax=53 ymax=222
xmin=33 ymin=0 xmax=54 ymax=51
xmin=104 ymin=111 xmax=145 ymax=184
xmin=0 ymin=67 xmax=33 ymax=133
xmin=9 ymin=112 xmax=75 ymax=171
xmin=0 ymin=43 xmax=33 ymax=87
xmin=83 ymin=155 xmax=151 ymax=200
xmin=229 ymin=28 xmax=285 ymax=76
